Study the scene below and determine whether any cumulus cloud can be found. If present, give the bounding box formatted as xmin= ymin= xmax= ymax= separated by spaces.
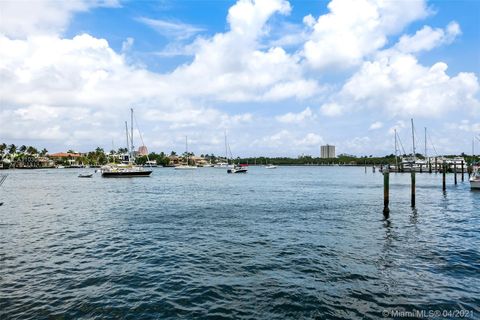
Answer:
xmin=395 ymin=21 xmax=461 ymax=54
xmin=303 ymin=0 xmax=429 ymax=69
xmin=0 ymin=0 xmax=478 ymax=156
xmin=0 ymin=0 xmax=120 ymax=38
xmin=446 ymin=120 xmax=480 ymax=133
xmin=253 ymin=130 xmax=323 ymax=149
xmin=275 ymin=107 xmax=316 ymax=123
xmin=320 ymin=103 xmax=343 ymax=117
xmin=340 ymin=51 xmax=479 ymax=116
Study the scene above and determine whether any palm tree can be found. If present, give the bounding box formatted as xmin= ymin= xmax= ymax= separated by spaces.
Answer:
xmin=26 ymin=146 xmax=38 ymax=155
xmin=19 ymin=145 xmax=27 ymax=153
xmin=40 ymin=148 xmax=48 ymax=156
xmin=0 ymin=143 xmax=6 ymax=156
xmin=8 ymin=144 xmax=16 ymax=155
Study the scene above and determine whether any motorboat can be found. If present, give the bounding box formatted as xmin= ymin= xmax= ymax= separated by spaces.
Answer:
xmin=470 ymin=165 xmax=480 ymax=189
xmin=227 ymin=164 xmax=248 ymax=174
xmin=265 ymin=164 xmax=277 ymax=169
xmin=78 ymin=173 xmax=93 ymax=178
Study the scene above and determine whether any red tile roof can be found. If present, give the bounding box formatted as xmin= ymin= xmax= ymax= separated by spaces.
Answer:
xmin=49 ymin=152 xmax=82 ymax=158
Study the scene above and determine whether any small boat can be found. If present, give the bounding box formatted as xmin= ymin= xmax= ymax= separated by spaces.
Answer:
xmin=213 ymin=161 xmax=233 ymax=169
xmin=265 ymin=164 xmax=277 ymax=169
xmin=470 ymin=165 xmax=480 ymax=189
xmin=228 ymin=164 xmax=248 ymax=174
xmin=78 ymin=173 xmax=93 ymax=178
xmin=224 ymin=130 xmax=247 ymax=174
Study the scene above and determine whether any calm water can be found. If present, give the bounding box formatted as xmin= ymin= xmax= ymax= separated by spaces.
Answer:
xmin=0 ymin=167 xmax=479 ymax=319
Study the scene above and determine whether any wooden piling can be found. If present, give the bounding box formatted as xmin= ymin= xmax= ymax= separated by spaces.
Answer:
xmin=461 ymin=161 xmax=464 ymax=182
xmin=411 ymin=171 xmax=415 ymax=207
xmin=365 ymin=160 xmax=367 ymax=173
xmin=420 ymin=164 xmax=423 ymax=173
xmin=429 ymin=160 xmax=432 ymax=173
xmin=435 ymin=157 xmax=438 ymax=173
xmin=454 ymin=163 xmax=457 ymax=185
xmin=442 ymin=163 xmax=446 ymax=191
xmin=383 ymin=170 xmax=390 ymax=214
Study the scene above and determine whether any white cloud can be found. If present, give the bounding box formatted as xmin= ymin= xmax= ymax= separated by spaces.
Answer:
xmin=369 ymin=121 xmax=383 ymax=130
xmin=388 ymin=120 xmax=407 ymax=135
xmin=137 ymin=17 xmax=205 ymax=40
xmin=275 ymin=107 xmax=316 ymax=123
xmin=121 ymin=37 xmax=134 ymax=52
xmin=320 ymin=102 xmax=343 ymax=117
xmin=340 ymin=51 xmax=480 ymax=117
xmin=253 ymin=130 xmax=323 ymax=149
xmin=303 ymin=0 xmax=429 ymax=69
xmin=395 ymin=21 xmax=461 ymax=54
xmin=0 ymin=0 xmax=120 ymax=38
xmin=446 ymin=120 xmax=480 ymax=133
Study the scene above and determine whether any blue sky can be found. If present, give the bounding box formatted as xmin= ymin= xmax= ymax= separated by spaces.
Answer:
xmin=0 ymin=0 xmax=479 ymax=157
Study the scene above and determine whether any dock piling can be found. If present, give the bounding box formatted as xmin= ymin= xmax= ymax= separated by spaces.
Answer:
xmin=383 ymin=170 xmax=390 ymax=214
xmin=442 ymin=163 xmax=446 ymax=191
xmin=454 ymin=163 xmax=457 ymax=185
xmin=461 ymin=161 xmax=464 ymax=182
xmin=411 ymin=171 xmax=415 ymax=207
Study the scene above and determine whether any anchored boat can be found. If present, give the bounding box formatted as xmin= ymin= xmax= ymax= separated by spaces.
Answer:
xmin=470 ymin=165 xmax=480 ymax=189
xmin=100 ymin=108 xmax=152 ymax=178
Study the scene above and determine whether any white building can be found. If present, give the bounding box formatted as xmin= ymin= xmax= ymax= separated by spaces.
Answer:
xmin=321 ymin=144 xmax=335 ymax=158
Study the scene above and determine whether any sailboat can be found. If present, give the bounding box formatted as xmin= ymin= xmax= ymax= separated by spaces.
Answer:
xmin=214 ymin=130 xmax=233 ymax=169
xmin=100 ymin=108 xmax=152 ymax=177
xmin=224 ymin=130 xmax=247 ymax=174
xmin=175 ymin=136 xmax=197 ymax=170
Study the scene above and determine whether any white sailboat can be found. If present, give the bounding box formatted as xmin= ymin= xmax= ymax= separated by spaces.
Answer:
xmin=224 ymin=130 xmax=247 ymax=174
xmin=175 ymin=136 xmax=197 ymax=170
xmin=214 ymin=130 xmax=233 ymax=169
xmin=100 ymin=108 xmax=152 ymax=177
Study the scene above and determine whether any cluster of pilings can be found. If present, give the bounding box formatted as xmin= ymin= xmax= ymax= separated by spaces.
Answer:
xmin=382 ymin=162 xmax=469 ymax=215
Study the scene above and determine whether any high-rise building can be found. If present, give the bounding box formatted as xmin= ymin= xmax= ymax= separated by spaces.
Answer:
xmin=321 ymin=144 xmax=335 ymax=158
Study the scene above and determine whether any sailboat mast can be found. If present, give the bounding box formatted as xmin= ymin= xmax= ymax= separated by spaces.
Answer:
xmin=224 ymin=129 xmax=228 ymax=165
xmin=186 ymin=136 xmax=188 ymax=165
xmin=411 ymin=118 xmax=416 ymax=162
xmin=394 ymin=129 xmax=398 ymax=169
xmin=125 ymin=121 xmax=130 ymax=159
xmin=424 ymin=127 xmax=427 ymax=158
xmin=130 ymin=108 xmax=134 ymax=156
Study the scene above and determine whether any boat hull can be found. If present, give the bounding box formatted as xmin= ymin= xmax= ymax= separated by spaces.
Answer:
xmin=470 ymin=179 xmax=480 ymax=189
xmin=102 ymin=171 xmax=152 ymax=177
xmin=227 ymin=169 xmax=248 ymax=174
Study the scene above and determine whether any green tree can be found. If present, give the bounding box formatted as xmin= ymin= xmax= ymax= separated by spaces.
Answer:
xmin=40 ymin=148 xmax=48 ymax=156
xmin=19 ymin=145 xmax=27 ymax=153
xmin=26 ymin=146 xmax=38 ymax=155
xmin=8 ymin=144 xmax=17 ymax=155
xmin=0 ymin=143 xmax=6 ymax=155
